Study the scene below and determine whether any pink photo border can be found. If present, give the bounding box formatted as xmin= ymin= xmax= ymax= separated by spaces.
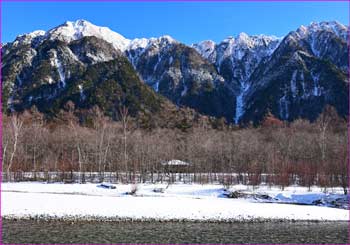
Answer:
xmin=0 ymin=1 xmax=349 ymax=245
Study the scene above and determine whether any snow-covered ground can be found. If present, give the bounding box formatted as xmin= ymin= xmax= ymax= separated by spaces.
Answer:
xmin=2 ymin=183 xmax=349 ymax=222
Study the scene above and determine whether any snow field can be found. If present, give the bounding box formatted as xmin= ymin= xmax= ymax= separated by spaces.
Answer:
xmin=2 ymin=183 xmax=349 ymax=222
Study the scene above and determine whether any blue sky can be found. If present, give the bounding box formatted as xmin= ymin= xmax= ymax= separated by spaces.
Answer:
xmin=2 ymin=1 xmax=348 ymax=44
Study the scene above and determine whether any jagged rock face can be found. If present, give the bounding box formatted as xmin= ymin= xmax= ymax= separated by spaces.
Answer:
xmin=69 ymin=36 xmax=123 ymax=64
xmin=194 ymin=33 xmax=281 ymax=86
xmin=193 ymin=21 xmax=348 ymax=123
xmin=295 ymin=21 xmax=348 ymax=71
xmin=240 ymin=21 xmax=348 ymax=124
xmin=2 ymin=20 xmax=348 ymax=125
xmin=193 ymin=33 xmax=281 ymax=122
xmin=2 ymin=24 xmax=163 ymax=118
xmin=126 ymin=37 xmax=233 ymax=120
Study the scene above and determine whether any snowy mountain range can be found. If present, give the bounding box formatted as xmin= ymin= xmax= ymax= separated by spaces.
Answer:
xmin=2 ymin=19 xmax=348 ymax=124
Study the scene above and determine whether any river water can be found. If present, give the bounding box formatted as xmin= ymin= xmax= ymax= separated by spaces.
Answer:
xmin=3 ymin=220 xmax=349 ymax=244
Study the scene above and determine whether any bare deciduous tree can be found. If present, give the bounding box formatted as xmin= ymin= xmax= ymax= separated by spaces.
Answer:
xmin=7 ymin=114 xmax=23 ymax=181
xmin=119 ymin=105 xmax=130 ymax=180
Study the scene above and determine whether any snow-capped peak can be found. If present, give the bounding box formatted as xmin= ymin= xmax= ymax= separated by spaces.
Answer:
xmin=309 ymin=20 xmax=345 ymax=30
xmin=159 ymin=35 xmax=176 ymax=43
xmin=128 ymin=35 xmax=177 ymax=51
xmin=296 ymin=21 xmax=347 ymax=40
xmin=12 ymin=30 xmax=46 ymax=46
xmin=47 ymin=19 xmax=131 ymax=51
xmin=219 ymin=33 xmax=280 ymax=48
xmin=128 ymin=38 xmax=150 ymax=50
xmin=151 ymin=35 xmax=178 ymax=46
xmin=236 ymin=32 xmax=250 ymax=43
xmin=24 ymin=30 xmax=46 ymax=38
xmin=316 ymin=21 xmax=347 ymax=39
xmin=296 ymin=25 xmax=308 ymax=37
xmin=222 ymin=36 xmax=235 ymax=44
xmin=193 ymin=32 xmax=282 ymax=66
xmin=191 ymin=40 xmax=216 ymax=60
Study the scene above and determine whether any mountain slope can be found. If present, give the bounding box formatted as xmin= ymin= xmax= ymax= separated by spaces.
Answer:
xmin=126 ymin=37 xmax=235 ymax=120
xmin=2 ymin=35 xmax=160 ymax=115
xmin=240 ymin=21 xmax=348 ymax=124
xmin=193 ymin=33 xmax=281 ymax=122
xmin=2 ymin=28 xmax=198 ymax=130
xmin=2 ymin=20 xmax=348 ymax=125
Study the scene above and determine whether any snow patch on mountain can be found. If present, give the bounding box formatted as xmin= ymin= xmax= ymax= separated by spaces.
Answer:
xmin=126 ymin=35 xmax=180 ymax=93
xmin=78 ymin=84 xmax=86 ymax=101
xmin=50 ymin=50 xmax=66 ymax=88
xmin=12 ymin=30 xmax=46 ymax=47
xmin=192 ymin=40 xmax=216 ymax=62
xmin=128 ymin=35 xmax=177 ymax=51
xmin=11 ymin=20 xmax=182 ymax=55
xmin=295 ymin=21 xmax=347 ymax=59
xmin=153 ymin=81 xmax=160 ymax=92
xmin=234 ymin=82 xmax=251 ymax=124
xmin=126 ymin=35 xmax=178 ymax=70
xmin=309 ymin=21 xmax=348 ymax=40
xmin=153 ymin=54 xmax=162 ymax=72
xmin=85 ymin=52 xmax=114 ymax=64
xmin=310 ymin=37 xmax=320 ymax=57
xmin=311 ymin=71 xmax=321 ymax=97
xmin=194 ymin=33 xmax=282 ymax=124
xmin=169 ymin=56 xmax=174 ymax=65
xmin=194 ymin=33 xmax=282 ymax=68
xmin=181 ymin=81 xmax=188 ymax=97
xmin=290 ymin=70 xmax=298 ymax=97
xmin=16 ymin=75 xmax=23 ymax=87
xmin=127 ymin=38 xmax=150 ymax=50
xmin=279 ymin=86 xmax=290 ymax=120
xmin=48 ymin=77 xmax=54 ymax=85
xmin=296 ymin=21 xmax=347 ymax=41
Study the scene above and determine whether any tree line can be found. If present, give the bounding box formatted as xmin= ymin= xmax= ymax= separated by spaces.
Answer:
xmin=2 ymin=105 xmax=348 ymax=194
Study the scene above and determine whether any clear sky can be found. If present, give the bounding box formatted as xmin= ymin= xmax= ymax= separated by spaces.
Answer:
xmin=2 ymin=1 xmax=349 ymax=44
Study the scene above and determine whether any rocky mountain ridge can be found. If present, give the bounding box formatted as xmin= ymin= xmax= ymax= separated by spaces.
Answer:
xmin=2 ymin=20 xmax=348 ymax=125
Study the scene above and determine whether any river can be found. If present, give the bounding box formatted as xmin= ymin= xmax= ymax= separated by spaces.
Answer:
xmin=3 ymin=220 xmax=349 ymax=244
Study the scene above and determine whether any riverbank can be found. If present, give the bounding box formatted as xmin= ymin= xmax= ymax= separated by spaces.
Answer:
xmin=2 ymin=182 xmax=349 ymax=222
